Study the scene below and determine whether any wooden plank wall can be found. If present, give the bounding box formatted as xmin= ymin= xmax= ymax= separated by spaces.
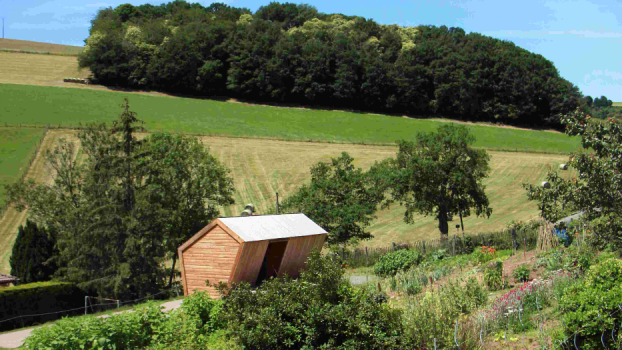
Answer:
xmin=277 ymin=234 xmax=326 ymax=278
xmin=230 ymin=240 xmax=269 ymax=285
xmin=181 ymin=225 xmax=240 ymax=298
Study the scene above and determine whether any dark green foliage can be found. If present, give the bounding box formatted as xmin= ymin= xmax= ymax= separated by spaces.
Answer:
xmin=558 ymin=258 xmax=622 ymax=349
xmin=78 ymin=1 xmax=581 ymax=127
xmin=381 ymin=124 xmax=492 ymax=237
xmin=280 ymin=152 xmax=384 ymax=244
xmin=593 ymin=95 xmax=613 ymax=108
xmin=373 ymin=249 xmax=422 ymax=276
xmin=10 ymin=220 xmax=57 ymax=284
xmin=217 ymin=251 xmax=405 ymax=349
xmin=6 ymin=100 xmax=235 ymax=300
xmin=512 ymin=264 xmax=530 ymax=282
xmin=23 ymin=292 xmax=230 ymax=349
xmin=0 ymin=282 xmax=82 ymax=331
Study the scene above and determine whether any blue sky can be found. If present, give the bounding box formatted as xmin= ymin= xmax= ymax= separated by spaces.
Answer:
xmin=1 ymin=0 xmax=620 ymax=100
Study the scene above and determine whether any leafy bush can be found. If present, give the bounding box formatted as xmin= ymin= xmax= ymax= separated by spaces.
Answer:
xmin=374 ymin=249 xmax=423 ymax=276
xmin=218 ymin=251 xmax=405 ymax=349
xmin=473 ymin=245 xmax=497 ymax=265
xmin=24 ymin=292 xmax=226 ymax=349
xmin=0 ymin=281 xmax=82 ymax=331
xmin=558 ymin=258 xmax=622 ymax=349
xmin=402 ymin=278 xmax=487 ymax=348
xmin=512 ymin=264 xmax=531 ymax=282
xmin=484 ymin=261 xmax=504 ymax=290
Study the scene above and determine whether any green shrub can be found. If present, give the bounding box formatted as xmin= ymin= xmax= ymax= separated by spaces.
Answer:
xmin=24 ymin=292 xmax=226 ymax=349
xmin=218 ymin=251 xmax=405 ymax=349
xmin=374 ymin=249 xmax=423 ymax=276
xmin=512 ymin=264 xmax=530 ymax=282
xmin=558 ymin=258 xmax=622 ymax=349
xmin=484 ymin=261 xmax=504 ymax=290
xmin=403 ymin=278 xmax=487 ymax=348
xmin=0 ymin=281 xmax=82 ymax=331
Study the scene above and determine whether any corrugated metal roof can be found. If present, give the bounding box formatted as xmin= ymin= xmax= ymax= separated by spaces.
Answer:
xmin=219 ymin=213 xmax=327 ymax=242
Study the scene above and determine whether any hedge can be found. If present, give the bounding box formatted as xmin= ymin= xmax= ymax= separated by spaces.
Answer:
xmin=0 ymin=281 xmax=83 ymax=331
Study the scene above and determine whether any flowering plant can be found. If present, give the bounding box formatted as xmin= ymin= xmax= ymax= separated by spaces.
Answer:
xmin=474 ymin=245 xmax=497 ymax=265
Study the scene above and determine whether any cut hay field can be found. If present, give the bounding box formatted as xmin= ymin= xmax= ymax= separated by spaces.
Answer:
xmin=0 ymin=38 xmax=83 ymax=55
xmin=0 ymin=130 xmax=571 ymax=274
xmin=0 ymin=84 xmax=581 ymax=153
xmin=613 ymin=102 xmax=622 ymax=107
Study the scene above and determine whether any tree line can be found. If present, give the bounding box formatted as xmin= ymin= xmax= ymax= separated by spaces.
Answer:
xmin=78 ymin=1 xmax=582 ymax=127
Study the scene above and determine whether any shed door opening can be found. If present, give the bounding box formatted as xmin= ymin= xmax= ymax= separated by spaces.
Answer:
xmin=256 ymin=240 xmax=288 ymax=285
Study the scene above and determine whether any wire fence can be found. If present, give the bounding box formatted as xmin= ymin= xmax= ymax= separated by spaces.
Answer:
xmin=0 ymin=282 xmax=183 ymax=332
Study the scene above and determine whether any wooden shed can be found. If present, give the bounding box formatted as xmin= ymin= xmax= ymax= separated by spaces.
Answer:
xmin=178 ymin=213 xmax=327 ymax=297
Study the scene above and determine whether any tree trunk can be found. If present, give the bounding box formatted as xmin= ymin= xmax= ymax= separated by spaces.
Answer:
xmin=459 ymin=210 xmax=464 ymax=234
xmin=168 ymin=253 xmax=177 ymax=289
xmin=438 ymin=201 xmax=449 ymax=238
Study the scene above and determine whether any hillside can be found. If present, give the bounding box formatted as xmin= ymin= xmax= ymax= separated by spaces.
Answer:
xmin=0 ymin=129 xmax=571 ymax=274
xmin=0 ymin=38 xmax=83 ymax=55
xmin=0 ymin=84 xmax=581 ymax=153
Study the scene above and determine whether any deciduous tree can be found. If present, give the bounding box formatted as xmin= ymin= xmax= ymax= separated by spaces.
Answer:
xmin=384 ymin=124 xmax=492 ymax=238
xmin=280 ymin=152 xmax=384 ymax=244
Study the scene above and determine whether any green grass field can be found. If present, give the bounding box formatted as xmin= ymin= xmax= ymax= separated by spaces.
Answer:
xmin=0 ymin=83 xmax=581 ymax=153
xmin=613 ymin=102 xmax=622 ymax=107
xmin=0 ymin=128 xmax=46 ymax=209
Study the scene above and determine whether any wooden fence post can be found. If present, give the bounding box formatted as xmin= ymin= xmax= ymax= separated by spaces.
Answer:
xmin=392 ymin=242 xmax=396 ymax=252
xmin=452 ymin=235 xmax=456 ymax=256
xmin=422 ymin=240 xmax=426 ymax=255
xmin=365 ymin=247 xmax=368 ymax=260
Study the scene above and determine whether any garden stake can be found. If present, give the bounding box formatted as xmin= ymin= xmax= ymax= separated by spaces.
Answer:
xmin=524 ymin=237 xmax=526 ymax=259
xmin=519 ymin=304 xmax=525 ymax=346
xmin=479 ymin=322 xmax=484 ymax=346
xmin=434 ymin=338 xmax=437 ymax=350
xmin=454 ymin=319 xmax=459 ymax=347
xmin=598 ymin=311 xmax=607 ymax=348
xmin=574 ymin=333 xmax=579 ymax=350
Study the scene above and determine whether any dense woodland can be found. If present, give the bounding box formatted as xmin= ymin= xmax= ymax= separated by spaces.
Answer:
xmin=79 ymin=1 xmax=583 ymax=127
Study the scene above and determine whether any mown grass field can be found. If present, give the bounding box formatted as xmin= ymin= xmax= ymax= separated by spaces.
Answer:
xmin=0 ymin=84 xmax=581 ymax=153
xmin=0 ymin=128 xmax=46 ymax=208
xmin=0 ymin=38 xmax=83 ymax=55
xmin=0 ymin=130 xmax=572 ymax=274
xmin=613 ymin=102 xmax=622 ymax=107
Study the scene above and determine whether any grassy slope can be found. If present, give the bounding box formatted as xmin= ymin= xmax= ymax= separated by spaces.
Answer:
xmin=0 ymin=128 xmax=46 ymax=208
xmin=0 ymin=130 xmax=573 ymax=273
xmin=0 ymin=83 xmax=580 ymax=153
xmin=0 ymin=38 xmax=83 ymax=54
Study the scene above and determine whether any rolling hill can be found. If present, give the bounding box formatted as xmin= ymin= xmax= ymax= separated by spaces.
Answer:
xmin=0 ymin=39 xmax=579 ymax=274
